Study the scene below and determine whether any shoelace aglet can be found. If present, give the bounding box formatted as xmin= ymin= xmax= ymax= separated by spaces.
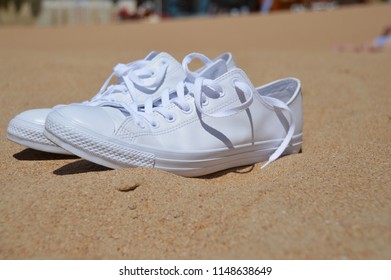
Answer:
xmin=261 ymin=151 xmax=279 ymax=169
xmin=261 ymin=160 xmax=272 ymax=169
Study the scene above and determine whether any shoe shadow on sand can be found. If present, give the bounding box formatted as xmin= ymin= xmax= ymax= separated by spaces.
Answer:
xmin=13 ymin=148 xmax=78 ymax=161
xmin=199 ymin=165 xmax=255 ymax=179
xmin=53 ymin=159 xmax=110 ymax=175
xmin=54 ymin=160 xmax=254 ymax=177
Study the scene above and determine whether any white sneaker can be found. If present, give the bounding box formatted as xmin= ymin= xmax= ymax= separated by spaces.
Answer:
xmin=7 ymin=52 xmax=235 ymax=154
xmin=45 ymin=53 xmax=302 ymax=176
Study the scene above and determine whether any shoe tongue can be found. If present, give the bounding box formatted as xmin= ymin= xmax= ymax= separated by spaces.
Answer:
xmin=197 ymin=59 xmax=228 ymax=80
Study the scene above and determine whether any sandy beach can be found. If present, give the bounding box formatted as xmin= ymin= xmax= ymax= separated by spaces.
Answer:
xmin=0 ymin=3 xmax=390 ymax=259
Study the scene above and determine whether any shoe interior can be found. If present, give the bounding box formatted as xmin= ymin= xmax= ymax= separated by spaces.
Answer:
xmin=256 ymin=78 xmax=299 ymax=104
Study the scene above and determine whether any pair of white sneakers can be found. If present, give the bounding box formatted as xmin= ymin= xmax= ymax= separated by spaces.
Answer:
xmin=7 ymin=51 xmax=303 ymax=177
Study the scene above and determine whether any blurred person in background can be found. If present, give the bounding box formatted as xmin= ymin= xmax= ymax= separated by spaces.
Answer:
xmin=336 ymin=23 xmax=391 ymax=52
xmin=167 ymin=0 xmax=210 ymax=17
xmin=260 ymin=0 xmax=273 ymax=13
xmin=116 ymin=0 xmax=155 ymax=20
xmin=211 ymin=0 xmax=258 ymax=14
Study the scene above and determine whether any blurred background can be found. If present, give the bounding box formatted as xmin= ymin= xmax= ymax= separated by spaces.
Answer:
xmin=0 ymin=0 xmax=389 ymax=26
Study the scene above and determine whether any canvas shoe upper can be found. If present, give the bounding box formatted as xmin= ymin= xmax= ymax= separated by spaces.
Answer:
xmin=7 ymin=52 xmax=235 ymax=154
xmin=44 ymin=53 xmax=303 ymax=177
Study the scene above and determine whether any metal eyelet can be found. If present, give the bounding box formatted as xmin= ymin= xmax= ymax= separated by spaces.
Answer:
xmin=151 ymin=121 xmax=160 ymax=129
xmin=136 ymin=121 xmax=146 ymax=129
xmin=231 ymin=78 xmax=240 ymax=88
xmin=165 ymin=113 xmax=176 ymax=123
xmin=181 ymin=105 xmax=193 ymax=114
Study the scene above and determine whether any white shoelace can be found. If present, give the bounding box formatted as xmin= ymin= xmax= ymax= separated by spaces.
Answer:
xmin=260 ymin=96 xmax=295 ymax=168
xmin=85 ymin=58 xmax=168 ymax=105
xmin=126 ymin=87 xmax=293 ymax=169
xmin=137 ymin=76 xmax=254 ymax=122
xmin=114 ymin=53 xmax=295 ymax=169
xmin=181 ymin=52 xmax=212 ymax=82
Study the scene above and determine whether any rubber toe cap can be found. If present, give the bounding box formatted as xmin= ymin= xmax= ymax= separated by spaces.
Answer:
xmin=13 ymin=108 xmax=52 ymax=127
xmin=54 ymin=105 xmax=117 ymax=136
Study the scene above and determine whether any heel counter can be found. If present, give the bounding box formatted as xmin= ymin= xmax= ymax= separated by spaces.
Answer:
xmin=291 ymin=88 xmax=303 ymax=135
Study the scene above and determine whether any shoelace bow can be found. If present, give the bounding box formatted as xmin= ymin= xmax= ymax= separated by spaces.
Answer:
xmin=120 ymin=53 xmax=295 ymax=168
xmin=123 ymin=53 xmax=253 ymax=123
xmin=86 ymin=59 xmax=168 ymax=105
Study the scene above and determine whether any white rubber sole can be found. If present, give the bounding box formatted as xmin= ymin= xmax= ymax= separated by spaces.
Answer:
xmin=7 ymin=118 xmax=72 ymax=155
xmin=45 ymin=110 xmax=302 ymax=177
